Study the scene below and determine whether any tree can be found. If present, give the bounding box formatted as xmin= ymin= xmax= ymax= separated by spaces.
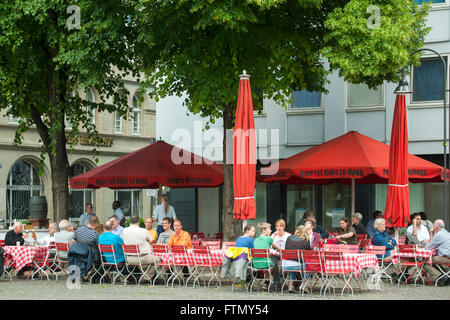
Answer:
xmin=0 ymin=1 xmax=139 ymax=222
xmin=134 ymin=0 xmax=429 ymax=240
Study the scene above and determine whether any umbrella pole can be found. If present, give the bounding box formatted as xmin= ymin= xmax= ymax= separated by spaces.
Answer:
xmin=395 ymin=227 xmax=399 ymax=243
xmin=243 ymin=219 xmax=247 ymax=233
xmin=351 ymin=178 xmax=355 ymax=214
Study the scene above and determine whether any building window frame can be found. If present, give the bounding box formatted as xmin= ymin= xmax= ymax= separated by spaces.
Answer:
xmin=409 ymin=54 xmax=449 ymax=107
xmin=131 ymin=94 xmax=141 ymax=135
xmin=287 ymin=90 xmax=324 ymax=114
xmin=114 ymin=110 xmax=123 ymax=134
xmin=347 ymin=82 xmax=385 ymax=110
xmin=85 ymin=89 xmax=96 ymax=125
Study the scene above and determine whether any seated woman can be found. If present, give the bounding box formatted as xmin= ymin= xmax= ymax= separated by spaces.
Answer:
xmin=304 ymin=220 xmax=320 ymax=250
xmin=283 ymin=225 xmax=311 ymax=293
xmin=371 ymin=218 xmax=402 ymax=282
xmin=335 ymin=217 xmax=358 ymax=245
xmin=372 ymin=218 xmax=397 ymax=262
xmin=235 ymin=224 xmax=256 ymax=249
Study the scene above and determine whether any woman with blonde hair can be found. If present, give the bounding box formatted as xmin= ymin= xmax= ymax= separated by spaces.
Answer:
xmin=283 ymin=225 xmax=311 ymax=293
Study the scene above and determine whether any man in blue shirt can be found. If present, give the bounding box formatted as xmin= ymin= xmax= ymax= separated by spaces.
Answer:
xmin=98 ymin=220 xmax=125 ymax=264
xmin=79 ymin=203 xmax=95 ymax=226
xmin=236 ymin=224 xmax=256 ymax=248
xmin=423 ymin=219 xmax=450 ymax=286
xmin=112 ymin=201 xmax=125 ymax=226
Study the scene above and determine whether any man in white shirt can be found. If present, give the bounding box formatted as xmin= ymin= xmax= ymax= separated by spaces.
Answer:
xmin=122 ymin=215 xmax=161 ymax=281
xmin=406 ymin=213 xmax=430 ymax=244
xmin=109 ymin=215 xmax=124 ymax=238
xmin=36 ymin=222 xmax=57 ymax=246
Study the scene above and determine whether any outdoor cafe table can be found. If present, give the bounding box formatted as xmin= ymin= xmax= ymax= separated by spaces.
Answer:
xmin=391 ymin=247 xmax=438 ymax=265
xmin=322 ymin=253 xmax=379 ymax=277
xmin=151 ymin=248 xmax=226 ymax=266
xmin=3 ymin=245 xmax=48 ymax=271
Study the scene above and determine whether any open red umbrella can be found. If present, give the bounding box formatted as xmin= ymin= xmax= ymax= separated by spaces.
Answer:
xmin=384 ymin=94 xmax=410 ymax=228
xmin=233 ymin=70 xmax=257 ymax=220
xmin=70 ymin=140 xmax=224 ymax=189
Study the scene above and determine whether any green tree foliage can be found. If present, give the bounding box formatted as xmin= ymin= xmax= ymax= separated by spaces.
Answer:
xmin=0 ymin=0 xmax=139 ymax=221
xmin=134 ymin=0 xmax=430 ymax=239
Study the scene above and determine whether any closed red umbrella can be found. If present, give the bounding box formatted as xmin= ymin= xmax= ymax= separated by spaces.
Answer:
xmin=384 ymin=94 xmax=410 ymax=228
xmin=69 ymin=140 xmax=224 ymax=189
xmin=233 ymin=71 xmax=256 ymax=220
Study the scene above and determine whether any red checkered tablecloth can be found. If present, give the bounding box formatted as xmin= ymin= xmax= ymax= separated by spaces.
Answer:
xmin=152 ymin=248 xmax=226 ymax=266
xmin=3 ymin=246 xmax=48 ymax=271
xmin=391 ymin=247 xmax=437 ymax=265
xmin=324 ymin=253 xmax=379 ymax=277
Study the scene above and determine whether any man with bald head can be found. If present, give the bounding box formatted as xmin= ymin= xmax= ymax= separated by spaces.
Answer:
xmin=423 ymin=219 xmax=450 ymax=286
xmin=4 ymin=222 xmax=27 ymax=246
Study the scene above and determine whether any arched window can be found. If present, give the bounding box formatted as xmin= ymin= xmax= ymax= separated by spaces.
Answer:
xmin=69 ymin=163 xmax=94 ymax=219
xmin=6 ymin=160 xmax=44 ymax=225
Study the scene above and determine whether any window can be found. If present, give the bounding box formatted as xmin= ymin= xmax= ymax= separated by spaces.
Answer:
xmin=291 ymin=90 xmax=321 ymax=109
xmin=114 ymin=111 xmax=122 ymax=133
xmin=69 ymin=163 xmax=94 ymax=219
xmin=412 ymin=57 xmax=448 ymax=103
xmin=414 ymin=0 xmax=445 ymax=4
xmin=114 ymin=190 xmax=140 ymax=217
xmin=132 ymin=94 xmax=140 ymax=135
xmin=322 ymin=183 xmax=351 ymax=232
xmin=286 ymin=184 xmax=315 ymax=232
xmin=6 ymin=160 xmax=44 ymax=225
xmin=375 ymin=183 xmax=425 ymax=216
xmin=348 ymin=83 xmax=384 ymax=108
xmin=85 ymin=89 xmax=95 ymax=125
xmin=7 ymin=104 xmax=19 ymax=124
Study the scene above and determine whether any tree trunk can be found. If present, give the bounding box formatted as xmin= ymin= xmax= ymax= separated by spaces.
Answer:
xmin=222 ymin=103 xmax=241 ymax=241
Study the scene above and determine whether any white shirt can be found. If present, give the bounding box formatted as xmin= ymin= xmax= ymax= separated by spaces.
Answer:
xmin=407 ymin=224 xmax=430 ymax=242
xmin=122 ymin=225 xmax=153 ymax=254
xmin=36 ymin=234 xmax=55 ymax=247
xmin=272 ymin=231 xmax=291 ymax=250
xmin=112 ymin=225 xmax=124 ymax=238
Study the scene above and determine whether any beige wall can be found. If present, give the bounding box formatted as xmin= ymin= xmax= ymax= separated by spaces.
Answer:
xmin=0 ymin=79 xmax=156 ymax=227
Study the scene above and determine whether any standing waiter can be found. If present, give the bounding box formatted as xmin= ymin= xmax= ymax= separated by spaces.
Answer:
xmin=152 ymin=194 xmax=176 ymax=236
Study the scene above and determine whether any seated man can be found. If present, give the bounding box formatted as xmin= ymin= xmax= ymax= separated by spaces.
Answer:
xmin=167 ymin=220 xmax=192 ymax=249
xmin=99 ymin=220 xmax=125 ymax=266
xmin=352 ymin=212 xmax=368 ymax=235
xmin=109 ymin=215 xmax=124 ymax=238
xmin=72 ymin=215 xmax=100 ymax=262
xmin=156 ymin=217 xmax=174 ymax=245
xmin=145 ymin=217 xmax=158 ymax=245
xmin=36 ymin=222 xmax=57 ymax=246
xmin=79 ymin=203 xmax=95 ymax=227
xmin=54 ymin=220 xmax=74 ymax=259
xmin=253 ymin=222 xmax=283 ymax=289
xmin=423 ymin=220 xmax=450 ymax=286
xmin=4 ymin=222 xmax=28 ymax=246
xmin=296 ymin=210 xmax=329 ymax=239
xmin=122 ymin=215 xmax=161 ymax=280
xmin=406 ymin=212 xmax=430 ymax=245
xmin=236 ymin=224 xmax=256 ymax=249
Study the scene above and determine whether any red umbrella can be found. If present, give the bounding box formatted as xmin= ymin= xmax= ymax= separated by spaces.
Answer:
xmin=257 ymin=131 xmax=446 ymax=185
xmin=384 ymin=94 xmax=410 ymax=228
xmin=70 ymin=140 xmax=224 ymax=189
xmin=233 ymin=71 xmax=256 ymax=220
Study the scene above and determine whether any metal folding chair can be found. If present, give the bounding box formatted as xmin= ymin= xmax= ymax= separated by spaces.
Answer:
xmin=280 ymin=249 xmax=302 ymax=295
xmin=98 ymin=244 xmax=126 ymax=286
xmin=189 ymin=245 xmax=222 ymax=288
xmin=248 ymin=248 xmax=275 ymax=293
xmin=151 ymin=244 xmax=172 ymax=286
xmin=54 ymin=242 xmax=71 ymax=282
xmin=322 ymin=251 xmax=354 ymax=297
xmin=434 ymin=261 xmax=450 ymax=286
xmin=363 ymin=245 xmax=388 ymax=290
xmin=31 ymin=245 xmax=55 ymax=281
xmin=201 ymin=239 xmax=222 ymax=249
xmin=0 ymin=243 xmax=13 ymax=281
xmin=122 ymin=244 xmax=153 ymax=286
xmin=301 ymin=250 xmax=326 ymax=296
xmin=168 ymin=245 xmax=194 ymax=287
xmin=222 ymin=241 xmax=236 ymax=250
xmin=397 ymin=245 xmax=428 ymax=287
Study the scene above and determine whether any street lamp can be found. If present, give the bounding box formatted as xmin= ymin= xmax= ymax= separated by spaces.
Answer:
xmin=398 ymin=48 xmax=448 ymax=227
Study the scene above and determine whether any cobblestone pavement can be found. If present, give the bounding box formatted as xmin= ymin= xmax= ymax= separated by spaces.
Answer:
xmin=0 ymin=278 xmax=449 ymax=300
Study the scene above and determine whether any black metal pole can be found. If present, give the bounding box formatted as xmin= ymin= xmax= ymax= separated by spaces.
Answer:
xmin=404 ymin=49 xmax=448 ymax=227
